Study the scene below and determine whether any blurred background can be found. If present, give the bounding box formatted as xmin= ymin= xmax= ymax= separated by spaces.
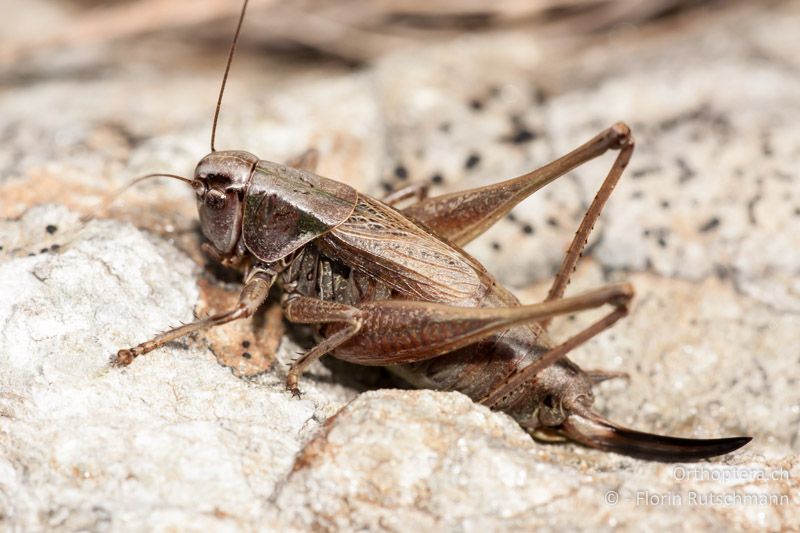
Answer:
xmin=0 ymin=0 xmax=750 ymax=64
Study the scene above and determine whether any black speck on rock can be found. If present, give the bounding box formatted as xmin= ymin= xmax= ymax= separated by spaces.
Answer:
xmin=699 ymin=216 xmax=721 ymax=233
xmin=394 ymin=165 xmax=408 ymax=180
xmin=508 ymin=128 xmax=536 ymax=144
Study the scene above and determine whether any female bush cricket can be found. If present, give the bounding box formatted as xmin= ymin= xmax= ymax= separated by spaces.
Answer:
xmin=111 ymin=0 xmax=750 ymax=461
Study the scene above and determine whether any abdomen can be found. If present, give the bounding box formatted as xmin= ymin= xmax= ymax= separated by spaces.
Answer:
xmin=389 ymin=283 xmax=558 ymax=401
xmin=286 ymin=243 xmax=560 ymax=403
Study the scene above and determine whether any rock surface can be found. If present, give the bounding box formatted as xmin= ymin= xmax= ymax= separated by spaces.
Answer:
xmin=2 ymin=1 xmax=799 ymax=531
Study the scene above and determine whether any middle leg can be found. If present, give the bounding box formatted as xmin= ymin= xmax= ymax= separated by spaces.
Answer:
xmin=383 ymin=183 xmax=429 ymax=207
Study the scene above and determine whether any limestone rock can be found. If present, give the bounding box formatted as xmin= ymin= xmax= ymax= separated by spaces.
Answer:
xmin=2 ymin=1 xmax=799 ymax=531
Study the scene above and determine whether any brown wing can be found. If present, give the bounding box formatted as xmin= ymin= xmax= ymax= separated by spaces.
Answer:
xmin=317 ymin=195 xmax=491 ymax=305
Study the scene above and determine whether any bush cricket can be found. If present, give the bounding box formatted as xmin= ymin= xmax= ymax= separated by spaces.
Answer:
xmin=111 ymin=0 xmax=750 ymax=461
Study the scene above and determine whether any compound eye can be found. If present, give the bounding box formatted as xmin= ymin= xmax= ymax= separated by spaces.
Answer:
xmin=206 ymin=189 xmax=227 ymax=209
xmin=191 ymin=180 xmax=206 ymax=197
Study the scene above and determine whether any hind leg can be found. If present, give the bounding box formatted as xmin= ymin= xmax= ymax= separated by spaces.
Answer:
xmin=542 ymin=126 xmax=634 ymax=324
xmin=400 ymin=123 xmax=633 ymax=248
xmin=282 ymin=283 xmax=632 ymax=393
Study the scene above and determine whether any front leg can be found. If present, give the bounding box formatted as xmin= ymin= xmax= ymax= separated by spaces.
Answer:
xmin=114 ymin=269 xmax=273 ymax=366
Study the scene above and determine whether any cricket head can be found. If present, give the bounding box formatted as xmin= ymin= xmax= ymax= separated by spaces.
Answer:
xmin=96 ymin=1 xmax=256 ymax=259
xmin=192 ymin=150 xmax=258 ymax=256
xmin=515 ymin=362 xmax=751 ymax=461
xmin=189 ymin=0 xmax=257 ymax=260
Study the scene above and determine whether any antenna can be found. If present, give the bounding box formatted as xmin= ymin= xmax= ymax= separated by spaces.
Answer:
xmin=81 ymin=173 xmax=197 ymax=224
xmin=210 ymin=0 xmax=250 ymax=152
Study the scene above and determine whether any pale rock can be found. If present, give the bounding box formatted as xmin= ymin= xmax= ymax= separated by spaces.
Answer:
xmin=2 ymin=1 xmax=799 ymax=531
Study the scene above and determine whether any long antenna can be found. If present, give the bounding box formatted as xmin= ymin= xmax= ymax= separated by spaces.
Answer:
xmin=210 ymin=0 xmax=250 ymax=152
xmin=81 ymin=173 xmax=197 ymax=224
